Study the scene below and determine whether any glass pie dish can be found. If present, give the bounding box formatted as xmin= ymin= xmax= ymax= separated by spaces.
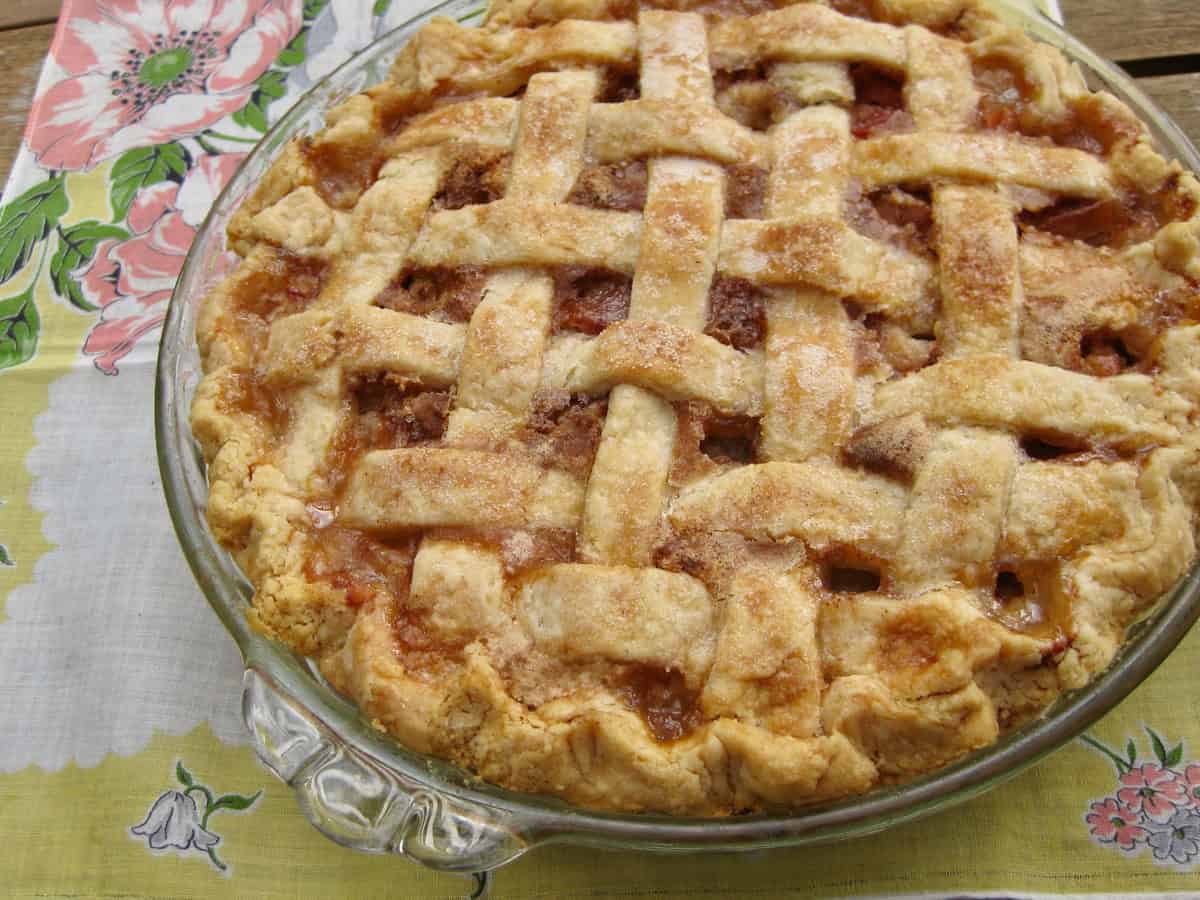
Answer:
xmin=156 ymin=0 xmax=1200 ymax=889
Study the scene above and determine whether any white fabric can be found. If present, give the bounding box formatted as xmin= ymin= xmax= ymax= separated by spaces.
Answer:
xmin=0 ymin=358 xmax=244 ymax=773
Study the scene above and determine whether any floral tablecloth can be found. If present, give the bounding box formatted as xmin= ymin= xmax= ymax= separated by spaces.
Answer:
xmin=5 ymin=0 xmax=1200 ymax=897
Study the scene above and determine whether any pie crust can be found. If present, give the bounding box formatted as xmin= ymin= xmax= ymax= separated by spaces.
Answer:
xmin=192 ymin=0 xmax=1200 ymax=814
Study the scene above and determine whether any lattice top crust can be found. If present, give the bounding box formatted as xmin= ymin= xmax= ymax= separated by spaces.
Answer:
xmin=192 ymin=0 xmax=1200 ymax=814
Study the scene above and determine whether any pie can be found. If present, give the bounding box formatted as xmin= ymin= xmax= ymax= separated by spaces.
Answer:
xmin=191 ymin=0 xmax=1200 ymax=815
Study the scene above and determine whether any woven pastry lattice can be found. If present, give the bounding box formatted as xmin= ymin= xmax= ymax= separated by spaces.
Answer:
xmin=193 ymin=0 xmax=1200 ymax=814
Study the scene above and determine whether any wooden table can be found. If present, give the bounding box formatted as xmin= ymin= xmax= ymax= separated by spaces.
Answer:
xmin=0 ymin=0 xmax=1198 ymax=185
xmin=0 ymin=1 xmax=59 ymax=184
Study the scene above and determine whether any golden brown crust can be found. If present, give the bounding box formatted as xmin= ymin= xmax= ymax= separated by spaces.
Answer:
xmin=193 ymin=0 xmax=1200 ymax=815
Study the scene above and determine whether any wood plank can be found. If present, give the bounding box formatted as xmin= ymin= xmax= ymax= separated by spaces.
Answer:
xmin=1061 ymin=0 xmax=1200 ymax=63
xmin=0 ymin=23 xmax=54 ymax=191
xmin=1138 ymin=73 xmax=1200 ymax=149
xmin=0 ymin=0 xmax=61 ymax=30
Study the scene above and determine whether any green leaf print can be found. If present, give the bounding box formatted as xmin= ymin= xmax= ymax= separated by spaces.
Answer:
xmin=373 ymin=0 xmax=392 ymax=15
xmin=231 ymin=70 xmax=288 ymax=133
xmin=108 ymin=143 xmax=190 ymax=222
xmin=49 ymin=221 xmax=129 ymax=311
xmin=1147 ymin=726 xmax=1169 ymax=767
xmin=303 ymin=0 xmax=331 ymax=21
xmin=0 ymin=175 xmax=68 ymax=284
xmin=231 ymin=98 xmax=268 ymax=133
xmin=1080 ymin=733 xmax=1132 ymax=775
xmin=210 ymin=791 xmax=262 ymax=812
xmin=0 ymin=283 xmax=39 ymax=370
xmin=175 ymin=760 xmax=194 ymax=787
xmin=276 ymin=31 xmax=307 ymax=68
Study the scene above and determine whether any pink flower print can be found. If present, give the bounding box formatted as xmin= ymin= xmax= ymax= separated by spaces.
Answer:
xmin=1118 ymin=764 xmax=1190 ymax=824
xmin=1087 ymin=797 xmax=1149 ymax=851
xmin=1183 ymin=765 xmax=1200 ymax=808
xmin=27 ymin=0 xmax=301 ymax=170
xmin=77 ymin=235 xmax=123 ymax=311
xmin=77 ymin=152 xmax=244 ymax=373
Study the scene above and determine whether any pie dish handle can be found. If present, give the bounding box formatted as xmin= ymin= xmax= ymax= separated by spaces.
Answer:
xmin=241 ymin=666 xmax=527 ymax=890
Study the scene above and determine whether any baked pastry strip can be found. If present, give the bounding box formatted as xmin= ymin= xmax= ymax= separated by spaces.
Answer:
xmin=760 ymin=106 xmax=854 ymax=461
xmin=894 ymin=185 xmax=1023 ymax=594
xmin=699 ymin=549 xmax=823 ymax=738
xmin=579 ymin=10 xmax=724 ymax=566
xmin=708 ymin=4 xmax=907 ymax=71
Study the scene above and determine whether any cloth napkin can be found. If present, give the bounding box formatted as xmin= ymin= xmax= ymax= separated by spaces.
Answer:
xmin=4 ymin=0 xmax=1200 ymax=897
